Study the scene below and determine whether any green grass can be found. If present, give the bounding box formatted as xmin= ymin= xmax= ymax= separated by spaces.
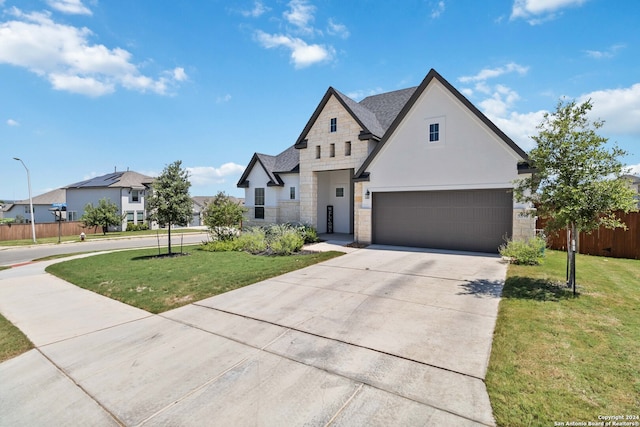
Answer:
xmin=487 ymin=250 xmax=640 ymax=426
xmin=46 ymin=246 xmax=343 ymax=313
xmin=0 ymin=228 xmax=204 ymax=246
xmin=0 ymin=313 xmax=33 ymax=363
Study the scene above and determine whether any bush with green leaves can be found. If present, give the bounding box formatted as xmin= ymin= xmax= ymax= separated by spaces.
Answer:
xmin=269 ymin=226 xmax=304 ymax=255
xmin=126 ymin=223 xmax=149 ymax=232
xmin=499 ymin=236 xmax=547 ymax=265
xmin=203 ymin=192 xmax=246 ymax=241
xmin=236 ymin=227 xmax=268 ymax=254
xmin=291 ymin=223 xmax=319 ymax=244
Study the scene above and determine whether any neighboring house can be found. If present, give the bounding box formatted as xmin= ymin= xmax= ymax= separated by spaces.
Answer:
xmin=65 ymin=171 xmax=154 ymax=231
xmin=238 ymin=69 xmax=535 ymax=253
xmin=190 ymin=196 xmax=245 ymax=227
xmin=1 ymin=188 xmax=66 ymax=224
xmin=622 ymin=174 xmax=640 ymax=207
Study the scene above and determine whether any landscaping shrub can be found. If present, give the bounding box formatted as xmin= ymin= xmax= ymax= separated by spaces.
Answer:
xmin=292 ymin=223 xmax=319 ymax=244
xmin=201 ymin=223 xmax=310 ymax=255
xmin=236 ymin=228 xmax=268 ymax=254
xmin=269 ymin=228 xmax=304 ymax=255
xmin=126 ymin=223 xmax=150 ymax=232
xmin=201 ymin=239 xmax=242 ymax=252
xmin=499 ymin=236 xmax=547 ymax=265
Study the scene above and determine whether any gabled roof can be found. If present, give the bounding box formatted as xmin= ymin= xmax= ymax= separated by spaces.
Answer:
xmin=354 ymin=69 xmax=529 ymax=180
xmin=4 ymin=188 xmax=66 ymax=210
xmin=65 ymin=171 xmax=155 ymax=189
xmin=294 ymin=86 xmax=416 ymax=147
xmin=237 ymin=145 xmax=299 ymax=188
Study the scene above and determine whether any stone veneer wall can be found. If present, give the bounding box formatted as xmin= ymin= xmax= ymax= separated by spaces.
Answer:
xmin=299 ymin=95 xmax=374 ymax=228
xmin=354 ymin=181 xmax=372 ymax=243
xmin=277 ymin=200 xmax=300 ymax=224
xmin=242 ymin=206 xmax=277 ymax=228
xmin=512 ymin=208 xmax=537 ymax=241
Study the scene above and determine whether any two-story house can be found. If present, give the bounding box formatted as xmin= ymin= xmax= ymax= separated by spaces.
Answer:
xmin=238 ymin=69 xmax=535 ymax=253
xmin=65 ymin=170 xmax=154 ymax=231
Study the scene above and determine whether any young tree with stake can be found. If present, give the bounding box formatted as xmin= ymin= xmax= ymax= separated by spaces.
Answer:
xmin=514 ymin=99 xmax=637 ymax=295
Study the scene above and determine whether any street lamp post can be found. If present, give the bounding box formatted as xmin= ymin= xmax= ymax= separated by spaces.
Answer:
xmin=13 ymin=157 xmax=37 ymax=243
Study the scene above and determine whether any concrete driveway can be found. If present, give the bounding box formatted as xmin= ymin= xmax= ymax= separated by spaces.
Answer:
xmin=0 ymin=244 xmax=506 ymax=426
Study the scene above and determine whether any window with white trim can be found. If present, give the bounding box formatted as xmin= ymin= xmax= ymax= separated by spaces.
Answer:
xmin=255 ymin=188 xmax=265 ymax=219
xmin=290 ymin=186 xmax=296 ymax=200
xmin=330 ymin=117 xmax=337 ymax=132
xmin=429 ymin=123 xmax=439 ymax=142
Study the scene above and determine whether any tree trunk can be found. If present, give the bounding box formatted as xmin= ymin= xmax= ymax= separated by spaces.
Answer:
xmin=168 ymin=222 xmax=172 ymax=255
xmin=566 ymin=227 xmax=570 ymax=282
xmin=568 ymin=222 xmax=577 ymax=295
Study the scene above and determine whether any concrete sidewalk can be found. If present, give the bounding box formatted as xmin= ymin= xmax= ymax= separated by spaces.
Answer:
xmin=0 ymin=243 xmax=504 ymax=426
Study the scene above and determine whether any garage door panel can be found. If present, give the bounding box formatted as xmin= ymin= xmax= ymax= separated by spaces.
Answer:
xmin=372 ymin=189 xmax=512 ymax=253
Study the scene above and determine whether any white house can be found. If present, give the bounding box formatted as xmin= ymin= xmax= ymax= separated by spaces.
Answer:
xmin=65 ymin=171 xmax=154 ymax=231
xmin=1 ymin=188 xmax=66 ymax=224
xmin=238 ymin=69 xmax=535 ymax=253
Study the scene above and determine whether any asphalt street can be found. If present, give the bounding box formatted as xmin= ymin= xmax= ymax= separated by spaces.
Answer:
xmin=0 ymin=231 xmax=210 ymax=266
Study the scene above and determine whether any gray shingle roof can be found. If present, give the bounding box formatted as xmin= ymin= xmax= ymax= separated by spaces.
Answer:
xmin=65 ymin=171 xmax=154 ymax=189
xmin=359 ymin=87 xmax=418 ymax=135
xmin=237 ymin=145 xmax=299 ymax=188
xmin=4 ymin=188 xmax=66 ymax=210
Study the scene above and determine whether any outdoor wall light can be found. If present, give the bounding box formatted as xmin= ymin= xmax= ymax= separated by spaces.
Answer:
xmin=365 ymin=189 xmax=370 ymax=199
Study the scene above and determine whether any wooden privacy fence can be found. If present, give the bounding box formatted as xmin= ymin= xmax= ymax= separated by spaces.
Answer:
xmin=538 ymin=211 xmax=640 ymax=260
xmin=0 ymin=221 xmax=102 ymax=241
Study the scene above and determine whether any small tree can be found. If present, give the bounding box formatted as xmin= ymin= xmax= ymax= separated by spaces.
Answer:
xmin=202 ymin=191 xmax=246 ymax=241
xmin=146 ymin=160 xmax=193 ymax=254
xmin=81 ymin=198 xmax=123 ymax=235
xmin=514 ymin=99 xmax=637 ymax=294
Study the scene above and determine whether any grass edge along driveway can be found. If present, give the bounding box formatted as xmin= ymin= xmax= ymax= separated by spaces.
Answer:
xmin=45 ymin=246 xmax=343 ymax=314
xmin=486 ymin=250 xmax=640 ymax=426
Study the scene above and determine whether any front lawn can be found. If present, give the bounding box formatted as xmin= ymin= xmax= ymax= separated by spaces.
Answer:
xmin=45 ymin=246 xmax=343 ymax=313
xmin=0 ymin=313 xmax=33 ymax=363
xmin=487 ymin=250 xmax=640 ymax=426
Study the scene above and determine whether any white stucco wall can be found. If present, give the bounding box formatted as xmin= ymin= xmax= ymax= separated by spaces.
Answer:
xmin=357 ymin=79 xmax=533 ymax=243
xmin=365 ymin=81 xmax=524 ymax=193
xmin=242 ymin=165 xmax=301 ymax=226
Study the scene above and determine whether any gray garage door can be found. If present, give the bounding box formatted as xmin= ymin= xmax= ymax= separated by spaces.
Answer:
xmin=372 ymin=189 xmax=513 ymax=253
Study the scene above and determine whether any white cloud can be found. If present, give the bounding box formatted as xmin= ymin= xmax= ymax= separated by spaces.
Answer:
xmin=172 ymin=67 xmax=188 ymax=82
xmin=0 ymin=8 xmax=187 ymax=97
xmin=46 ymin=0 xmax=92 ymax=15
xmin=327 ymin=18 xmax=349 ymax=39
xmin=187 ymin=163 xmax=246 ymax=186
xmin=584 ymin=44 xmax=625 ymax=59
xmin=345 ymin=87 xmax=384 ymax=101
xmin=255 ymin=30 xmax=334 ymax=68
xmin=627 ymin=163 xmax=640 ymax=175
xmin=6 ymin=118 xmax=19 ymax=126
xmin=510 ymin=0 xmax=587 ymax=24
xmin=459 ymin=63 xmax=542 ymax=150
xmin=459 ymin=62 xmax=529 ymax=83
xmin=431 ymin=1 xmax=446 ymax=19
xmin=284 ymin=0 xmax=316 ymax=34
xmin=579 ymin=83 xmax=640 ymax=136
xmin=240 ymin=1 xmax=270 ymax=18
xmin=216 ymin=94 xmax=232 ymax=103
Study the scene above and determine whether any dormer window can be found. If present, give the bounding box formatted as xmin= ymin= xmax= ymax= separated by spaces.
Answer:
xmin=330 ymin=117 xmax=337 ymax=132
xmin=131 ymin=189 xmax=140 ymax=202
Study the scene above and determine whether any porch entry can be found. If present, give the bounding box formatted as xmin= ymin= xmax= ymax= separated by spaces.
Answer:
xmin=315 ymin=169 xmax=354 ymax=234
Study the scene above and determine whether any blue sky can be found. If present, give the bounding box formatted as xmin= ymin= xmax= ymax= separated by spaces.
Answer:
xmin=2 ymin=0 xmax=639 ymax=200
